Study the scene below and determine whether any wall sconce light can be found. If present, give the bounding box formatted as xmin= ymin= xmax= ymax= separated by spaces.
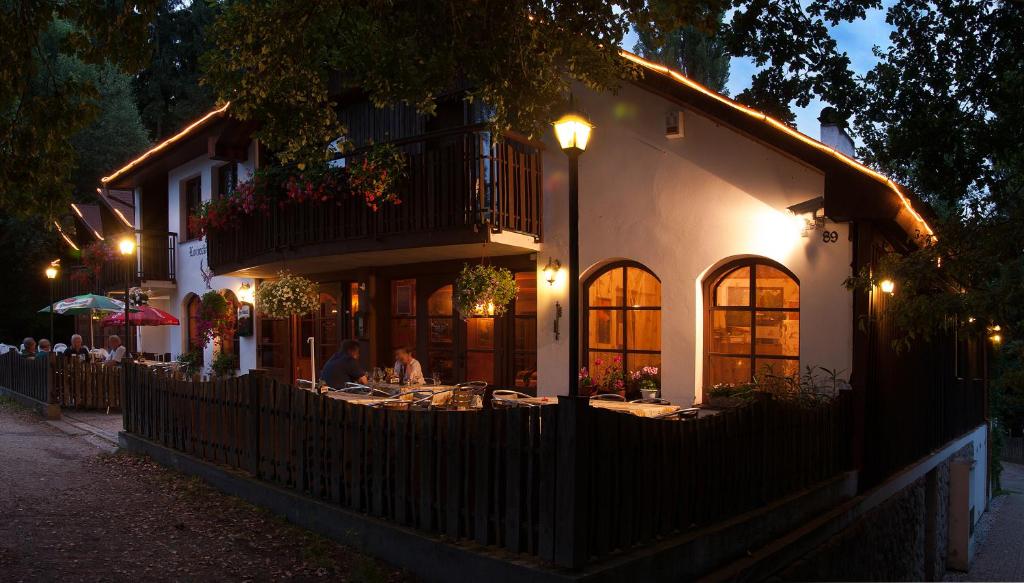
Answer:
xmin=879 ymin=279 xmax=896 ymax=294
xmin=786 ymin=196 xmax=825 ymax=237
xmin=238 ymin=282 xmax=254 ymax=304
xmin=543 ymin=257 xmax=562 ymax=286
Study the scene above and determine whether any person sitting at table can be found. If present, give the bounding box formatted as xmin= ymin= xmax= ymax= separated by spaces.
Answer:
xmin=20 ymin=337 xmax=37 ymax=358
xmin=393 ymin=345 xmax=425 ymax=385
xmin=103 ymin=335 xmax=126 ymax=367
xmin=321 ymin=339 xmax=368 ymax=388
xmin=65 ymin=334 xmax=90 ymax=358
xmin=37 ymin=339 xmax=52 ymax=353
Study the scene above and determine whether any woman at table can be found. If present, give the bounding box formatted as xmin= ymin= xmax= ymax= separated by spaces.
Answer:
xmin=393 ymin=346 xmax=425 ymax=385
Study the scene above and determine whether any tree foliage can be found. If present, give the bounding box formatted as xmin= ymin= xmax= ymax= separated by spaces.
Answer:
xmin=633 ymin=7 xmax=731 ymax=93
xmin=201 ymin=0 xmax=749 ymax=165
xmin=0 ymin=1 xmax=159 ymax=220
xmin=134 ymin=0 xmax=218 ymax=139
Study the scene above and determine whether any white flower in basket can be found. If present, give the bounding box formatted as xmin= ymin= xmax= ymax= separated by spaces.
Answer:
xmin=255 ymin=271 xmax=319 ymax=319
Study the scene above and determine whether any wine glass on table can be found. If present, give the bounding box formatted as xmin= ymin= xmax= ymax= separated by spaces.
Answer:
xmin=431 ymin=372 xmax=441 ymax=387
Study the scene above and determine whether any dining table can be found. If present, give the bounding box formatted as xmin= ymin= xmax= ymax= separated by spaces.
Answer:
xmin=513 ymin=396 xmax=682 ymax=418
xmin=327 ymin=384 xmax=461 ymax=408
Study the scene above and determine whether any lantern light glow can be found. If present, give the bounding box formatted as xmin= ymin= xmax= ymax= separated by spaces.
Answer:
xmin=879 ymin=279 xmax=896 ymax=294
xmin=553 ymin=113 xmax=594 ymax=152
xmin=118 ymin=237 xmax=136 ymax=256
xmin=45 ymin=266 xmax=58 ymax=279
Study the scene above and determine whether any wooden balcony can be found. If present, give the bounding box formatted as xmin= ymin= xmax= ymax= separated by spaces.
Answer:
xmin=208 ymin=127 xmax=543 ymax=275
xmin=56 ymin=230 xmax=177 ymax=297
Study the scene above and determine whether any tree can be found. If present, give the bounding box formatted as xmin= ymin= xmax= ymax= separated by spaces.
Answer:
xmin=70 ymin=63 xmax=151 ymax=199
xmin=633 ymin=9 xmax=730 ymax=94
xmin=842 ymin=1 xmax=1024 ymax=435
xmin=205 ymin=0 xmax=880 ymax=164
xmin=134 ymin=0 xmax=218 ymax=140
xmin=0 ymin=1 xmax=160 ymax=220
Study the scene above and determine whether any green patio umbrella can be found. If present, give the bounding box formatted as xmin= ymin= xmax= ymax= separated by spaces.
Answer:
xmin=39 ymin=293 xmax=136 ymax=349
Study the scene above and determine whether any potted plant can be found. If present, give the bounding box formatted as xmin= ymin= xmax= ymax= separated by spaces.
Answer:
xmin=454 ymin=264 xmax=519 ymax=319
xmin=210 ymin=351 xmax=238 ymax=379
xmin=578 ymin=367 xmax=596 ymax=396
xmin=631 ymin=366 xmax=660 ymax=400
xmin=255 ymin=271 xmax=320 ymax=319
xmin=175 ymin=350 xmax=203 ymax=380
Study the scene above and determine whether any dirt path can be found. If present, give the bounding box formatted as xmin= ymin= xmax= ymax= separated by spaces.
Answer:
xmin=0 ymin=400 xmax=413 ymax=582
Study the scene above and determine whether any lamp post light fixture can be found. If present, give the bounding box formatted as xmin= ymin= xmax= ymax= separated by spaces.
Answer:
xmin=45 ymin=264 xmax=58 ymax=342
xmin=118 ymin=236 xmax=136 ymax=358
xmin=553 ymin=107 xmax=594 ymax=397
xmin=879 ymin=279 xmax=895 ymax=295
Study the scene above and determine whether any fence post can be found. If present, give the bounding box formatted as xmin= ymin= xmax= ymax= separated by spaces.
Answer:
xmin=554 ymin=395 xmax=590 ymax=570
xmin=248 ymin=374 xmax=261 ymax=476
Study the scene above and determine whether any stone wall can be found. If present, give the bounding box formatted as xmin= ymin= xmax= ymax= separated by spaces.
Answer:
xmin=779 ymin=441 xmax=975 ymax=582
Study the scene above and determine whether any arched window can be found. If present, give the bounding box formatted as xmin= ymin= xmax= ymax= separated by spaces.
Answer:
xmin=220 ymin=290 xmax=240 ymax=364
xmin=704 ymin=258 xmax=799 ymax=387
xmin=583 ymin=262 xmax=661 ymax=379
xmin=184 ymin=293 xmax=204 ymax=364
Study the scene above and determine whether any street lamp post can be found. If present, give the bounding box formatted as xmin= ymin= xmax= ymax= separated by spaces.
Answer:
xmin=553 ymin=111 xmax=593 ymax=397
xmin=45 ymin=265 xmax=58 ymax=342
xmin=118 ymin=237 xmax=136 ymax=357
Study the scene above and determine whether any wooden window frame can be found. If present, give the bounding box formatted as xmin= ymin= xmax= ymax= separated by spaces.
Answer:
xmin=182 ymin=175 xmax=203 ymax=241
xmin=582 ymin=260 xmax=662 ymax=375
xmin=703 ymin=258 xmax=799 ymax=388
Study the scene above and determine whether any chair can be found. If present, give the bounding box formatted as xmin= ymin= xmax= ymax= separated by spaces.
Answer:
xmin=53 ymin=343 xmax=68 ymax=354
xmin=629 ymin=397 xmax=670 ymax=405
xmin=654 ymin=407 xmax=700 ymax=420
xmin=590 ymin=393 xmax=626 ymax=402
xmin=296 ymin=379 xmax=317 ymax=391
xmin=492 ymin=390 xmax=536 ymax=408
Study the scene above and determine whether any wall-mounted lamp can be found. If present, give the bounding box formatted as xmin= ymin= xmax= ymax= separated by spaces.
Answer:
xmin=543 ymin=257 xmax=562 ymax=286
xmin=879 ymin=279 xmax=896 ymax=294
xmin=238 ymin=282 xmax=254 ymax=304
xmin=786 ymin=196 xmax=825 ymax=237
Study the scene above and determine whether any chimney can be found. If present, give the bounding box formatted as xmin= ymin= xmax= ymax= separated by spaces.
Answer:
xmin=818 ymin=107 xmax=855 ymax=158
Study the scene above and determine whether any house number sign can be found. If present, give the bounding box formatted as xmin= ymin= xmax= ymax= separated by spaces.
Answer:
xmin=822 ymin=230 xmax=839 ymax=244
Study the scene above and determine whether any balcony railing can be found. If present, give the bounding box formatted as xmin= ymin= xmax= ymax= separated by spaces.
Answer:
xmin=208 ymin=127 xmax=543 ymax=273
xmin=57 ymin=230 xmax=177 ymax=297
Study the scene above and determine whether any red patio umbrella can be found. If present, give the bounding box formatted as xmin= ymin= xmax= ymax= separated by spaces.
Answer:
xmin=100 ymin=305 xmax=180 ymax=327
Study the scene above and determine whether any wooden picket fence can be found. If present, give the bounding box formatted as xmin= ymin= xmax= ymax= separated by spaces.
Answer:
xmin=0 ymin=351 xmax=53 ymax=403
xmin=52 ymin=357 xmax=122 ymax=410
xmin=1004 ymin=437 xmax=1024 ymax=464
xmin=121 ymin=364 xmax=854 ymax=568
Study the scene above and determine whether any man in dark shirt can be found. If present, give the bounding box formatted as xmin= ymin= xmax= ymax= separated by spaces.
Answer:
xmin=321 ymin=339 xmax=368 ymax=388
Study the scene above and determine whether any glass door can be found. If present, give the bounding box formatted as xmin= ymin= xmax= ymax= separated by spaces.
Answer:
xmin=426 ymin=284 xmax=456 ymax=383
xmin=293 ymin=284 xmax=341 ymax=384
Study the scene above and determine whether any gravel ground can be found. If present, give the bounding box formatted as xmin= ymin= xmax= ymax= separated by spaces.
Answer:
xmin=0 ymin=399 xmax=414 ymax=582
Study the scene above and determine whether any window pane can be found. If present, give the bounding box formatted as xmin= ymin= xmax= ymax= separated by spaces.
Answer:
xmin=391 ymin=319 xmax=416 ymax=350
xmin=753 ymin=358 xmax=799 ymax=379
xmin=709 ymin=310 xmax=752 ymax=354
xmin=466 ymin=318 xmax=494 ymax=350
xmin=626 ymin=268 xmax=660 ymax=307
xmin=588 ymin=268 xmax=623 ymax=307
xmin=515 ymin=272 xmax=537 ymax=315
xmin=755 ymin=265 xmax=799 ymax=309
xmin=392 ymin=279 xmax=416 ymax=316
xmin=427 ymin=285 xmax=453 ymax=316
xmin=708 ymin=355 xmax=752 ymax=386
xmin=466 ymin=352 xmax=494 ymax=384
xmin=513 ymin=352 xmax=537 ymax=391
xmin=514 ymin=318 xmax=537 ymax=351
xmin=588 ymin=309 xmax=624 ymax=350
xmin=627 ymin=353 xmax=661 ymax=374
xmin=715 ymin=267 xmax=750 ymax=306
xmin=587 ymin=351 xmax=622 ymax=378
xmin=429 ymin=318 xmax=452 ymax=344
xmin=626 ymin=310 xmax=661 ymax=351
xmin=755 ymin=311 xmax=799 ymax=356
xmin=428 ymin=350 xmax=454 ymax=384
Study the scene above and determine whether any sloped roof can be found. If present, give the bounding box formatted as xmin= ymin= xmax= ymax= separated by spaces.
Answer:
xmin=100 ymin=189 xmax=136 ymax=229
xmin=70 ymin=203 xmax=105 ymax=241
xmin=620 ymin=50 xmax=935 ymax=241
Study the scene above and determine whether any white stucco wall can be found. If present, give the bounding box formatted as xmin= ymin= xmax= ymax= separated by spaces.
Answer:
xmin=161 ymin=145 xmax=258 ymax=374
xmin=536 ymin=84 xmax=854 ymax=405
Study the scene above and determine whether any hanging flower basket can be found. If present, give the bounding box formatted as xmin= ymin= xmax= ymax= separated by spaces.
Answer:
xmin=348 ymin=143 xmax=407 ymax=211
xmin=454 ymin=264 xmax=518 ymax=319
xmin=128 ymin=287 xmax=150 ymax=307
xmin=194 ymin=290 xmax=232 ymax=349
xmin=255 ymin=272 xmax=319 ymax=319
xmin=82 ymin=241 xmax=115 ymax=281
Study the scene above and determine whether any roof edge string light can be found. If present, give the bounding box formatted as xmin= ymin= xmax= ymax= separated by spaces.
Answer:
xmin=620 ymin=50 xmax=935 ymax=241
